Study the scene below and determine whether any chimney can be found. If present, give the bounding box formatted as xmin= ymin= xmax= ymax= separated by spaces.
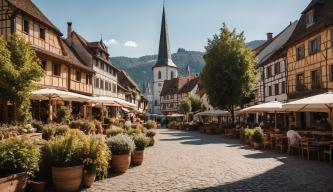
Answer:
xmin=266 ymin=32 xmax=273 ymax=41
xmin=67 ymin=22 xmax=72 ymax=39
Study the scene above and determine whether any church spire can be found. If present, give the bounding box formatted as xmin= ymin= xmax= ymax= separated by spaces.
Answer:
xmin=154 ymin=5 xmax=177 ymax=68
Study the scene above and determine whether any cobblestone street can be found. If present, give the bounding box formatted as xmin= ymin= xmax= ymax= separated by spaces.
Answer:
xmin=89 ymin=129 xmax=333 ymax=192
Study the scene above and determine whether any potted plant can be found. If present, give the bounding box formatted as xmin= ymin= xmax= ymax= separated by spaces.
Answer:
xmin=252 ymin=127 xmax=264 ymax=149
xmin=146 ymin=130 xmax=156 ymax=146
xmin=106 ymin=135 xmax=135 ymax=173
xmin=144 ymin=120 xmax=157 ymax=129
xmin=82 ymin=135 xmax=111 ymax=188
xmin=0 ymin=138 xmax=40 ymax=192
xmin=106 ymin=126 xmax=124 ymax=137
xmin=45 ymin=130 xmax=86 ymax=192
xmin=131 ymin=134 xmax=150 ymax=165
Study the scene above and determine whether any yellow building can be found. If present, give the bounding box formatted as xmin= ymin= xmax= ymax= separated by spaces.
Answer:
xmin=286 ymin=0 xmax=333 ymax=128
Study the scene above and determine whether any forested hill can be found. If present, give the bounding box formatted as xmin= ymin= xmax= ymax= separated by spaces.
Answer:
xmin=111 ymin=40 xmax=265 ymax=87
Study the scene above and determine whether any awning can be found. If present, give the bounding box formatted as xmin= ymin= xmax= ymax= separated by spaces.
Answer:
xmin=121 ymin=107 xmax=130 ymax=113
xmin=241 ymin=101 xmax=284 ymax=113
xmin=282 ymin=92 xmax=333 ymax=112
xmin=31 ymin=88 xmax=92 ymax=102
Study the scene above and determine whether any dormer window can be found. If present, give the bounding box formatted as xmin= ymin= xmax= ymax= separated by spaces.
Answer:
xmin=306 ymin=10 xmax=314 ymax=27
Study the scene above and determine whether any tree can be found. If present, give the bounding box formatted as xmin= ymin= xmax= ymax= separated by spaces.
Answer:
xmin=188 ymin=95 xmax=202 ymax=112
xmin=179 ymin=97 xmax=191 ymax=121
xmin=201 ymin=23 xmax=257 ymax=125
xmin=0 ymin=35 xmax=44 ymax=123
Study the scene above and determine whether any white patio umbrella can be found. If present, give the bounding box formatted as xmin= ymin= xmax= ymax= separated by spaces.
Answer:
xmin=241 ymin=101 xmax=284 ymax=129
xmin=31 ymin=88 xmax=93 ymax=121
xmin=282 ymin=92 xmax=333 ymax=131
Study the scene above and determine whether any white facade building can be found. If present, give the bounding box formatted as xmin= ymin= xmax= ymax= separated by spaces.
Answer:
xmin=152 ymin=6 xmax=178 ymax=114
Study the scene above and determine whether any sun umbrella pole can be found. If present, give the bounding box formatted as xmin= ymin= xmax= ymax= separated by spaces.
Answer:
xmin=48 ymin=96 xmax=53 ymax=123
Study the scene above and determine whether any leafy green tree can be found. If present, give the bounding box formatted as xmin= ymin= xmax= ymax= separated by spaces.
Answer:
xmin=0 ymin=35 xmax=44 ymax=123
xmin=201 ymin=23 xmax=257 ymax=125
xmin=188 ymin=95 xmax=202 ymax=112
xmin=179 ymin=97 xmax=191 ymax=121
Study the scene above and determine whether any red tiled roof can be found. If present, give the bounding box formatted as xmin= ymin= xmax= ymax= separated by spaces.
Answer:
xmin=160 ymin=76 xmax=200 ymax=96
xmin=7 ymin=0 xmax=61 ymax=35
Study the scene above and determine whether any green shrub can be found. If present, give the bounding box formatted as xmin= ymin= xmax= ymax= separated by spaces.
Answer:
xmin=32 ymin=121 xmax=43 ymax=132
xmin=145 ymin=120 xmax=157 ymax=129
xmin=127 ymin=128 xmax=141 ymax=136
xmin=106 ymin=134 xmax=134 ymax=155
xmin=69 ymin=120 xmax=82 ymax=129
xmin=252 ymin=127 xmax=264 ymax=144
xmin=132 ymin=134 xmax=150 ymax=151
xmin=146 ymin=130 xmax=156 ymax=137
xmin=106 ymin=127 xmax=124 ymax=137
xmin=45 ymin=130 xmax=85 ymax=167
xmin=0 ymin=138 xmax=40 ymax=177
xmin=82 ymin=135 xmax=111 ymax=178
xmin=57 ymin=106 xmax=72 ymax=123
xmin=80 ymin=122 xmax=96 ymax=133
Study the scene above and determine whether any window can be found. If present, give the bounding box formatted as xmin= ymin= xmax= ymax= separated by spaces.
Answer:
xmin=309 ymin=36 xmax=321 ymax=55
xmin=100 ymin=62 xmax=104 ymax=70
xmin=39 ymin=28 xmax=45 ymax=40
xmin=100 ymin=79 xmax=104 ymax=89
xmin=296 ymin=44 xmax=305 ymax=60
xmin=306 ymin=10 xmax=314 ymax=27
xmin=296 ymin=73 xmax=304 ymax=91
xmin=281 ymin=81 xmax=286 ymax=94
xmin=266 ymin=66 xmax=272 ymax=78
xmin=274 ymin=62 xmax=281 ymax=75
xmin=105 ymin=81 xmax=109 ymax=91
xmin=171 ymin=71 xmax=174 ymax=79
xmin=158 ymin=71 xmax=161 ymax=79
xmin=52 ymin=63 xmax=61 ymax=76
xmin=311 ymin=69 xmax=321 ymax=89
xmin=113 ymin=84 xmax=117 ymax=93
xmin=41 ymin=60 xmax=47 ymax=70
xmin=274 ymin=84 xmax=279 ymax=95
xmin=86 ymin=74 xmax=92 ymax=85
xmin=268 ymin=86 xmax=272 ymax=96
xmin=23 ymin=19 xmax=29 ymax=34
xmin=75 ymin=70 xmax=81 ymax=82
xmin=95 ymin=78 xmax=99 ymax=88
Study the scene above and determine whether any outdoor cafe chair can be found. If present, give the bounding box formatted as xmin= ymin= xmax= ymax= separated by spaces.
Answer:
xmin=323 ymin=145 xmax=333 ymax=165
xmin=300 ymin=138 xmax=320 ymax=160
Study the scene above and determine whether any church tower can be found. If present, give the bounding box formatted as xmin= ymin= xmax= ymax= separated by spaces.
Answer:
xmin=152 ymin=5 xmax=178 ymax=114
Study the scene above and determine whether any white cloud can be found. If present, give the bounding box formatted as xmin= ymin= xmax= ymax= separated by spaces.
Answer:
xmin=124 ymin=40 xmax=138 ymax=48
xmin=104 ymin=39 xmax=118 ymax=46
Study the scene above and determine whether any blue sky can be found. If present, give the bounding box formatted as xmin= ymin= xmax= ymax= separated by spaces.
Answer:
xmin=33 ymin=0 xmax=310 ymax=57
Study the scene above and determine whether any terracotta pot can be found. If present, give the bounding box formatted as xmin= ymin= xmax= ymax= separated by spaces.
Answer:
xmin=149 ymin=137 xmax=155 ymax=146
xmin=83 ymin=171 xmax=96 ymax=188
xmin=52 ymin=165 xmax=83 ymax=192
xmin=131 ymin=150 xmax=144 ymax=165
xmin=0 ymin=172 xmax=28 ymax=192
xmin=30 ymin=181 xmax=46 ymax=192
xmin=110 ymin=154 xmax=130 ymax=173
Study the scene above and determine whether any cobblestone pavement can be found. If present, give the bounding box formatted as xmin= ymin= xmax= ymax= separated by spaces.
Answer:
xmin=88 ymin=129 xmax=333 ymax=192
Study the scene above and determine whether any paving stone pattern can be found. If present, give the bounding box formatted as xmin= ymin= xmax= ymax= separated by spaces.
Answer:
xmin=87 ymin=129 xmax=333 ymax=192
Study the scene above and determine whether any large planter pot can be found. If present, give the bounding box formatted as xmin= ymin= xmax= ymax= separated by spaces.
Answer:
xmin=131 ymin=150 xmax=144 ymax=165
xmin=149 ymin=137 xmax=155 ymax=146
xmin=110 ymin=154 xmax=130 ymax=173
xmin=30 ymin=181 xmax=46 ymax=192
xmin=0 ymin=172 xmax=27 ymax=192
xmin=83 ymin=171 xmax=96 ymax=188
xmin=52 ymin=165 xmax=83 ymax=192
